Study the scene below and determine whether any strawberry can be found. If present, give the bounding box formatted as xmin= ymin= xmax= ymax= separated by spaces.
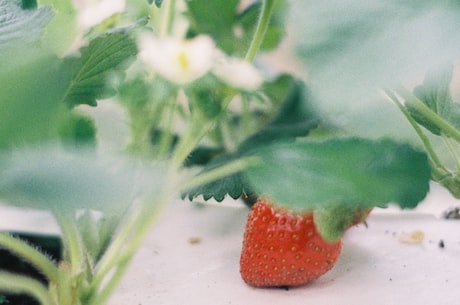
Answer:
xmin=239 ymin=198 xmax=342 ymax=287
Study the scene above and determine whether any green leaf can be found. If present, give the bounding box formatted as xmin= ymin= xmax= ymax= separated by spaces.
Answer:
xmin=186 ymin=0 xmax=286 ymax=55
xmin=192 ymin=87 xmax=224 ymax=118
xmin=290 ymin=1 xmax=460 ymax=135
xmin=184 ymin=146 xmax=224 ymax=167
xmin=261 ymin=73 xmax=297 ymax=104
xmin=408 ymin=65 xmax=460 ymax=135
xmin=239 ymin=80 xmax=319 ymax=151
xmin=245 ymin=138 xmax=431 ymax=211
xmin=61 ymin=31 xmax=138 ymax=107
xmin=0 ymin=147 xmax=164 ymax=214
xmin=0 ymin=0 xmax=53 ymax=55
xmin=185 ymin=154 xmax=255 ymax=202
xmin=59 ymin=111 xmax=97 ymax=146
xmin=185 ymin=80 xmax=319 ymax=202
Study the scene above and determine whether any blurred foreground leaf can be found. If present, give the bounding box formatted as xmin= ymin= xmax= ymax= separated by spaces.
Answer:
xmin=0 ymin=0 xmax=52 ymax=55
xmin=289 ymin=0 xmax=460 ymax=136
xmin=0 ymin=147 xmax=165 ymax=215
xmin=0 ymin=54 xmax=66 ymax=148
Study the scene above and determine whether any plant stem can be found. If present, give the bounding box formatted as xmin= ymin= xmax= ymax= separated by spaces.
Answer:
xmin=156 ymin=96 xmax=178 ymax=158
xmin=53 ymin=212 xmax=84 ymax=277
xmin=0 ymin=233 xmax=59 ymax=283
xmin=442 ymin=136 xmax=460 ymax=171
xmin=245 ymin=0 xmax=277 ymax=62
xmin=87 ymin=255 xmax=131 ymax=305
xmin=397 ymin=88 xmax=460 ymax=142
xmin=0 ymin=272 xmax=53 ymax=305
xmin=180 ymin=156 xmax=260 ymax=192
xmin=169 ymin=93 xmax=235 ymax=169
xmin=89 ymin=206 xmax=143 ymax=288
xmin=385 ymin=89 xmax=446 ymax=170
xmin=159 ymin=0 xmax=177 ymax=36
xmin=385 ymin=89 xmax=452 ymax=183
xmin=241 ymin=94 xmax=251 ymax=137
xmin=88 ymin=195 xmax=169 ymax=305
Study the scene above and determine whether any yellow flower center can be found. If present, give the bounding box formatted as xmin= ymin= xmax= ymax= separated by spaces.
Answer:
xmin=177 ymin=50 xmax=189 ymax=71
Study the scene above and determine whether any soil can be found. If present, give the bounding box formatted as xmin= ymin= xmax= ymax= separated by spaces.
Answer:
xmin=443 ymin=207 xmax=460 ymax=219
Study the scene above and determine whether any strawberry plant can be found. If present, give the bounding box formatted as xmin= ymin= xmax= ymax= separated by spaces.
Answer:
xmin=1 ymin=0 xmax=458 ymax=303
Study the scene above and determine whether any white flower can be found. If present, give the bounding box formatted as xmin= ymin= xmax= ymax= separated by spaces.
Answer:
xmin=138 ymin=34 xmax=215 ymax=85
xmin=213 ymin=55 xmax=264 ymax=91
xmin=74 ymin=0 xmax=125 ymax=30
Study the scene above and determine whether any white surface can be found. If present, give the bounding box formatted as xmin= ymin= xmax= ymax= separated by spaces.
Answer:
xmin=1 ymin=184 xmax=459 ymax=304
xmin=109 ymin=185 xmax=460 ymax=305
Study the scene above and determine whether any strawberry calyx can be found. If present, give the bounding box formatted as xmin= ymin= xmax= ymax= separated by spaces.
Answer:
xmin=313 ymin=206 xmax=373 ymax=242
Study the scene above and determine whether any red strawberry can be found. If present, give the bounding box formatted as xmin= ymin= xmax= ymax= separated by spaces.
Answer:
xmin=239 ymin=198 xmax=342 ymax=287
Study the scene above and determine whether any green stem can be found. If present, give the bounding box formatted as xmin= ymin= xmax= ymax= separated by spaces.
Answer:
xmin=0 ymin=233 xmax=59 ymax=282
xmin=219 ymin=119 xmax=238 ymax=152
xmin=180 ymin=156 xmax=260 ymax=192
xmin=169 ymin=114 xmax=212 ymax=169
xmin=245 ymin=0 xmax=277 ymax=62
xmin=241 ymin=94 xmax=251 ymax=137
xmin=54 ymin=212 xmax=84 ymax=277
xmin=397 ymin=88 xmax=460 ymax=142
xmin=87 ymin=256 xmax=131 ymax=305
xmin=88 ymin=207 xmax=142 ymax=295
xmin=156 ymin=97 xmax=178 ymax=158
xmin=88 ymin=195 xmax=168 ymax=305
xmin=385 ymin=89 xmax=446 ymax=170
xmin=442 ymin=135 xmax=460 ymax=171
xmin=159 ymin=0 xmax=177 ymax=36
xmin=0 ymin=272 xmax=53 ymax=305
xmin=170 ymin=94 xmax=235 ymax=169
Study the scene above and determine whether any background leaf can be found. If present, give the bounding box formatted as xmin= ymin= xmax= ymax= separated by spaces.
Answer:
xmin=186 ymin=0 xmax=286 ymax=55
xmin=289 ymin=0 xmax=460 ymax=138
xmin=245 ymin=138 xmax=430 ymax=211
xmin=154 ymin=0 xmax=163 ymax=8
xmin=60 ymin=31 xmax=138 ymax=107
xmin=238 ymin=80 xmax=319 ymax=151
